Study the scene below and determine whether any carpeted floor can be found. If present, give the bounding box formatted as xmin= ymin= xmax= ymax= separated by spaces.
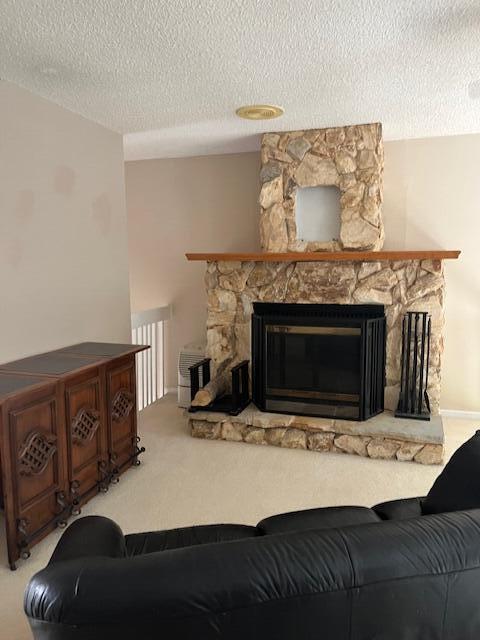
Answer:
xmin=0 ymin=393 xmax=477 ymax=638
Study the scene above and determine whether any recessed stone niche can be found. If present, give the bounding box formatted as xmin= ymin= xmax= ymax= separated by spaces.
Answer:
xmin=259 ymin=123 xmax=385 ymax=252
xmin=295 ymin=186 xmax=341 ymax=242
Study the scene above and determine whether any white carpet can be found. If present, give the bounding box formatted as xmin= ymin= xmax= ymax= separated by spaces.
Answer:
xmin=0 ymin=393 xmax=477 ymax=638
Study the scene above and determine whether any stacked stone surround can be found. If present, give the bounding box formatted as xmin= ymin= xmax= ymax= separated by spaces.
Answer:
xmin=259 ymin=123 xmax=384 ymax=252
xmin=190 ymin=406 xmax=444 ymax=465
xmin=205 ymin=258 xmax=444 ymax=415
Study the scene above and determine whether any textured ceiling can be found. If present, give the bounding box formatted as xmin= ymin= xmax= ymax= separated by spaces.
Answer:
xmin=1 ymin=0 xmax=480 ymax=159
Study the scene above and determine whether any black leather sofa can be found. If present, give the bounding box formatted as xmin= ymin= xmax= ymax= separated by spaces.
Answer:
xmin=24 ymin=431 xmax=480 ymax=639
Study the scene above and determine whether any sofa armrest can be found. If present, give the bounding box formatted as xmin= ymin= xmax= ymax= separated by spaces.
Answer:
xmin=373 ymin=497 xmax=425 ymax=521
xmin=48 ymin=516 xmax=126 ymax=565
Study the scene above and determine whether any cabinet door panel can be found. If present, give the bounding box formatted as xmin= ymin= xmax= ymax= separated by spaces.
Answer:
xmin=16 ymin=494 xmax=60 ymax=543
xmin=65 ymin=372 xmax=107 ymax=502
xmin=107 ymin=357 xmax=137 ymax=472
xmin=7 ymin=387 xmax=66 ymax=562
xmin=12 ymin=398 xmax=61 ymax=510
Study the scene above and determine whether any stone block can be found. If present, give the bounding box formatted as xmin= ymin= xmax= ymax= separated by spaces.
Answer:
xmin=414 ymin=444 xmax=443 ymax=465
xmin=222 ymin=421 xmax=245 ymax=442
xmin=353 ymin=285 xmax=393 ymax=305
xmin=325 ymin=127 xmax=346 ymax=146
xmin=295 ymin=155 xmax=339 ymax=187
xmin=335 ymin=150 xmax=356 ymax=174
xmin=191 ymin=420 xmax=221 ymax=440
xmin=265 ymin=428 xmax=288 ymax=446
xmin=334 ymin=434 xmax=370 ymax=457
xmin=260 ymin=160 xmax=282 ymax=184
xmin=357 ymin=149 xmax=378 ymax=169
xmin=244 ymin=427 xmax=266 ymax=445
xmin=307 ymin=432 xmax=335 ymax=451
xmin=384 ymin=385 xmax=400 ymax=411
xmin=259 ymin=175 xmax=283 ymax=209
xmin=205 ymin=270 xmax=218 ymax=290
xmin=396 ymin=442 xmax=424 ymax=462
xmin=340 ymin=217 xmax=383 ymax=251
xmin=367 ymin=438 xmax=400 ymax=460
xmin=260 ymin=204 xmax=288 ymax=252
xmin=340 ymin=182 xmax=365 ymax=207
xmin=286 ymin=137 xmax=311 ymax=161
xmin=281 ymin=429 xmax=307 ymax=449
xmin=219 ymin=270 xmax=251 ymax=293
xmin=217 ymin=261 xmax=242 ymax=274
xmin=407 ymin=272 xmax=443 ymax=300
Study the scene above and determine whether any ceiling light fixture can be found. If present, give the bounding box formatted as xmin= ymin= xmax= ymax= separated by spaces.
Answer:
xmin=235 ymin=104 xmax=284 ymax=120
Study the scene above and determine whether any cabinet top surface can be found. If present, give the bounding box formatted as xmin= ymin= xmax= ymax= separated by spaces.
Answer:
xmin=0 ymin=352 xmax=106 ymax=376
xmin=57 ymin=342 xmax=149 ymax=357
xmin=0 ymin=343 xmax=149 ymax=379
xmin=0 ymin=372 xmax=53 ymax=400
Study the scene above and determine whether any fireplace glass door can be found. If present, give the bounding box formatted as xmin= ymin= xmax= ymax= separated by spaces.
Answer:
xmin=252 ymin=303 xmax=386 ymax=421
xmin=266 ymin=325 xmax=361 ymax=413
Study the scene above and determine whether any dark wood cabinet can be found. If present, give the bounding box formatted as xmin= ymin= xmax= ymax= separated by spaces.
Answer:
xmin=0 ymin=343 xmax=148 ymax=569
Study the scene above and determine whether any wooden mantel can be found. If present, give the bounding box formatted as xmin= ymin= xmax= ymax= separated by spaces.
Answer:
xmin=186 ymin=250 xmax=460 ymax=263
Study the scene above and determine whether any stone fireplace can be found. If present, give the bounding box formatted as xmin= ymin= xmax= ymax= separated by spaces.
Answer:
xmin=186 ymin=122 xmax=460 ymax=465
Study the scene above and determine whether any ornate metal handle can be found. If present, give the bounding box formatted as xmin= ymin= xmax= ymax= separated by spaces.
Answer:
xmin=55 ymin=491 xmax=68 ymax=527
xmin=17 ymin=518 xmax=31 ymax=560
xmin=70 ymin=480 xmax=81 ymax=516
xmin=111 ymin=389 xmax=134 ymax=422
xmin=19 ymin=431 xmax=57 ymax=476
xmin=109 ymin=452 xmax=120 ymax=484
xmin=133 ymin=435 xmax=146 ymax=466
xmin=71 ymin=407 xmax=100 ymax=445
xmin=98 ymin=460 xmax=110 ymax=493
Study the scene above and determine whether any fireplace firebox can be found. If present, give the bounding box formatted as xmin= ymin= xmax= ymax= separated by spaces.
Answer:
xmin=252 ymin=303 xmax=386 ymax=421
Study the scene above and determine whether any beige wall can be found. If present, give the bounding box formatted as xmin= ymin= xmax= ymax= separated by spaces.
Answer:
xmin=0 ymin=81 xmax=131 ymax=363
xmin=126 ymin=136 xmax=479 ymax=411
xmin=125 ymin=153 xmax=261 ymax=389
xmin=383 ymin=135 xmax=480 ymax=412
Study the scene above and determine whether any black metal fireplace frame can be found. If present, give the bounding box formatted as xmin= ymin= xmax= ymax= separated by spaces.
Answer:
xmin=251 ymin=303 xmax=386 ymax=421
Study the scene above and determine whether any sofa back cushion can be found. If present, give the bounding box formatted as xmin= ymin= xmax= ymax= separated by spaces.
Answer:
xmin=423 ymin=430 xmax=480 ymax=515
xmin=257 ymin=506 xmax=380 ymax=535
xmin=126 ymin=524 xmax=257 ymax=555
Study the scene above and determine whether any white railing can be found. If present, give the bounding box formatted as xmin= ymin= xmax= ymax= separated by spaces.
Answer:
xmin=131 ymin=305 xmax=171 ymax=411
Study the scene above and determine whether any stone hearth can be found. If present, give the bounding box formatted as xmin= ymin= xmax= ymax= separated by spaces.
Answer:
xmin=189 ymin=405 xmax=444 ymax=465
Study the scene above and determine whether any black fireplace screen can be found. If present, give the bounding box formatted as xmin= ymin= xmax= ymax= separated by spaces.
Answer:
xmin=252 ymin=303 xmax=386 ymax=421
